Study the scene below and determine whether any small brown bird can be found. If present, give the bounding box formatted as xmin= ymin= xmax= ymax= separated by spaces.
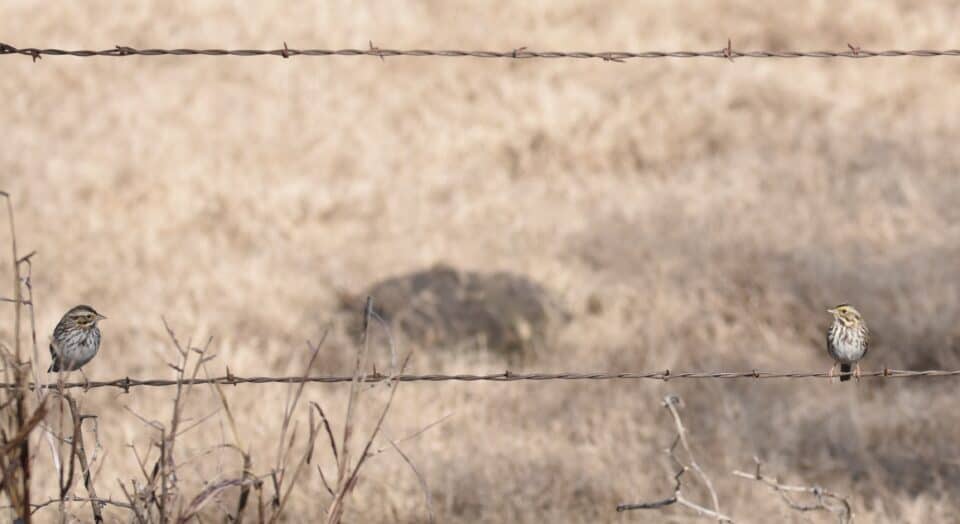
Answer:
xmin=48 ymin=305 xmax=106 ymax=373
xmin=826 ymin=304 xmax=869 ymax=382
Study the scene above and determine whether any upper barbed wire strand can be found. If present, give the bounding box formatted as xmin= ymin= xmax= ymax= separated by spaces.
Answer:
xmin=2 ymin=43 xmax=960 ymax=62
xmin=13 ymin=369 xmax=960 ymax=391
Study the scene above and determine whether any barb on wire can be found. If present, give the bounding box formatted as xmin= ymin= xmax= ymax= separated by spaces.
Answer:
xmin=2 ymin=368 xmax=959 ymax=391
xmin=1 ymin=42 xmax=960 ymax=62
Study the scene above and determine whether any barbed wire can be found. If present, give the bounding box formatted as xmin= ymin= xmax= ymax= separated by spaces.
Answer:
xmin=2 ymin=41 xmax=960 ymax=63
xmin=7 ymin=368 xmax=960 ymax=391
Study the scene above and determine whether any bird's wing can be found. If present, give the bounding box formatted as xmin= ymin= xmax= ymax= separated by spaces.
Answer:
xmin=825 ymin=327 xmax=836 ymax=359
xmin=861 ymin=326 xmax=870 ymax=358
xmin=48 ymin=341 xmax=59 ymax=372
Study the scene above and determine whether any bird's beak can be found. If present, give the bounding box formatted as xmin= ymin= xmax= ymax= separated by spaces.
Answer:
xmin=96 ymin=314 xmax=107 ymax=321
xmin=826 ymin=307 xmax=836 ymax=315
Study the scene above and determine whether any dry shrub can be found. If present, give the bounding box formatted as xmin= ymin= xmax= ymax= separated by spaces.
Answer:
xmin=1 ymin=195 xmax=435 ymax=522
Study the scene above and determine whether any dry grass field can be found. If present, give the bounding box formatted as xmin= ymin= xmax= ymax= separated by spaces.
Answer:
xmin=3 ymin=1 xmax=960 ymax=522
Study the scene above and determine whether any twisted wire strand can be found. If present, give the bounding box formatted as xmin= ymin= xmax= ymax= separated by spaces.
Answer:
xmin=10 ymin=369 xmax=960 ymax=391
xmin=2 ymin=42 xmax=960 ymax=62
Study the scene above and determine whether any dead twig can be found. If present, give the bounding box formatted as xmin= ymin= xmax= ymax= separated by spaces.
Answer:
xmin=0 ymin=402 xmax=46 ymax=458
xmin=267 ymin=333 xmax=329 ymax=524
xmin=116 ymin=322 xmax=236 ymax=523
xmin=325 ymin=297 xmax=418 ymax=524
xmin=733 ymin=458 xmax=851 ymax=524
xmin=0 ymin=191 xmax=34 ymax=522
xmin=617 ymin=395 xmax=732 ymax=522
xmin=202 ymin=360 xmax=255 ymax=524
xmin=177 ymin=476 xmax=265 ymax=523
xmin=18 ymin=245 xmax=66 ymax=511
xmin=663 ymin=395 xmax=722 ymax=518
xmin=57 ymin=395 xmax=104 ymax=523
xmin=118 ymin=479 xmax=149 ymax=524
xmin=0 ymin=496 xmax=132 ymax=513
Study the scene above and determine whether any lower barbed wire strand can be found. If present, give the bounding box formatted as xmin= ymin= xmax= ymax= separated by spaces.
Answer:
xmin=11 ymin=368 xmax=960 ymax=390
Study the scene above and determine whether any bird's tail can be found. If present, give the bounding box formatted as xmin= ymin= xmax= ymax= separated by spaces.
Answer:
xmin=840 ymin=363 xmax=851 ymax=382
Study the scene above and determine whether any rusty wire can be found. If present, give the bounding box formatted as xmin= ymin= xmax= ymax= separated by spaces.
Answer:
xmin=10 ymin=368 xmax=960 ymax=391
xmin=2 ymin=41 xmax=960 ymax=63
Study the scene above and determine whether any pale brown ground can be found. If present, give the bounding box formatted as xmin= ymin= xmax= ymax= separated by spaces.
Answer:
xmin=3 ymin=1 xmax=960 ymax=522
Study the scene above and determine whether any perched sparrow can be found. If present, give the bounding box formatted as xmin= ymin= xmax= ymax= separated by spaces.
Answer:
xmin=48 ymin=305 xmax=106 ymax=373
xmin=826 ymin=304 xmax=869 ymax=382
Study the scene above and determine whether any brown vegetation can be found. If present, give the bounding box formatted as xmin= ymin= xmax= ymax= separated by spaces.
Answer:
xmin=346 ymin=264 xmax=565 ymax=356
xmin=3 ymin=1 xmax=960 ymax=522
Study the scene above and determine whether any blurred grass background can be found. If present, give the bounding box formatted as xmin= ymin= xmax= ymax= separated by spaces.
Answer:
xmin=2 ymin=1 xmax=960 ymax=522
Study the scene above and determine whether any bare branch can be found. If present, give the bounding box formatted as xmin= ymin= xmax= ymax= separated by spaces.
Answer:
xmin=316 ymin=297 xmax=433 ymax=524
xmin=618 ymin=395 xmax=732 ymax=522
xmin=62 ymin=395 xmax=104 ymax=523
xmin=178 ymin=476 xmax=265 ymax=523
xmin=275 ymin=332 xmax=328 ymax=477
xmin=202 ymin=360 xmax=254 ymax=524
xmin=0 ymin=496 xmax=133 ymax=513
xmin=733 ymin=458 xmax=852 ymax=524
xmin=118 ymin=479 xmax=149 ymax=524
xmin=662 ymin=395 xmax=722 ymax=518
xmin=0 ymin=401 xmax=47 ymax=457
xmin=335 ymin=297 xmax=376 ymax=494
xmin=267 ymin=330 xmax=331 ymax=523
xmin=1 ymin=190 xmax=33 ymax=522
xmin=325 ymin=340 xmax=411 ymax=523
